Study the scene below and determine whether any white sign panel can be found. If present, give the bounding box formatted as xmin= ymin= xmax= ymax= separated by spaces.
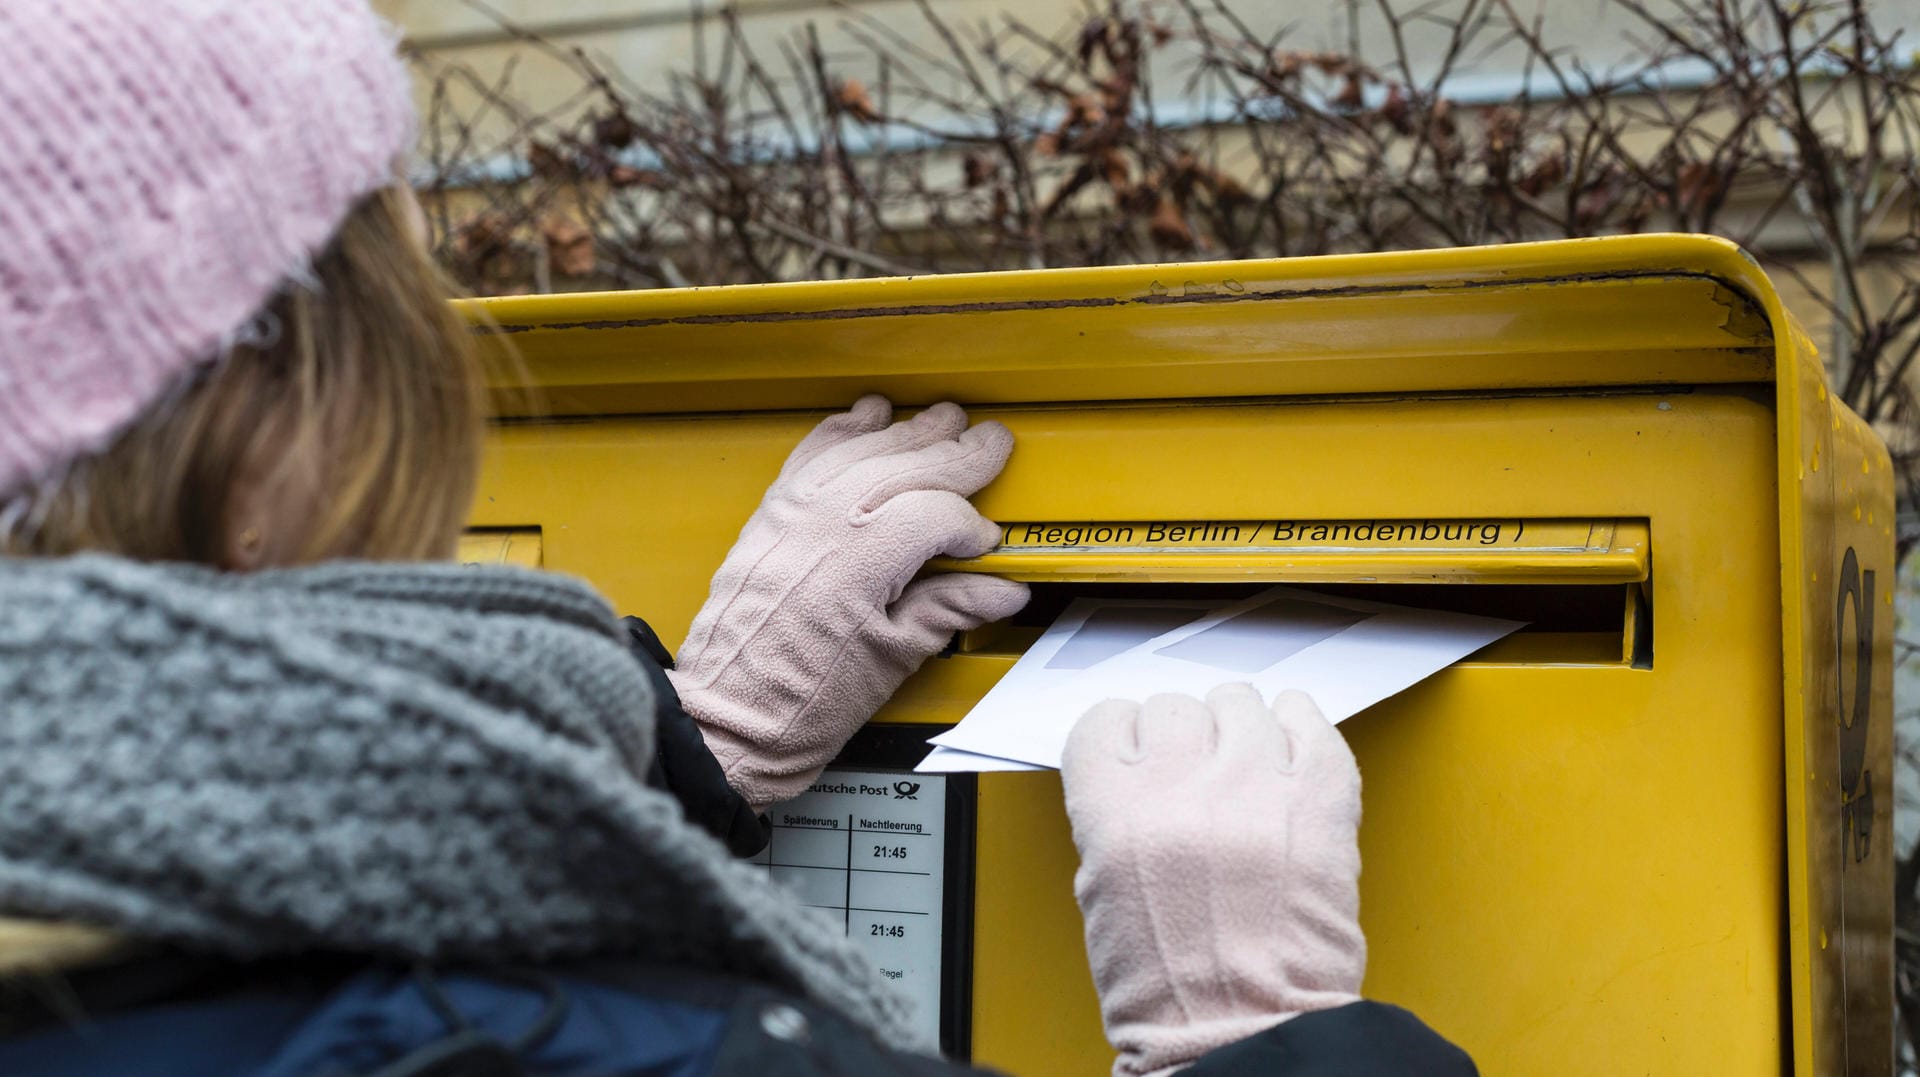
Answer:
xmin=751 ymin=768 xmax=948 ymax=1041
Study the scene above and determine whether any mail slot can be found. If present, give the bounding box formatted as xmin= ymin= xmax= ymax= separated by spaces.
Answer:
xmin=460 ymin=235 xmax=1893 ymax=1075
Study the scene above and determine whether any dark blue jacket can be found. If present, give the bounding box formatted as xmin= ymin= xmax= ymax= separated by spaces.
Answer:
xmin=0 ymin=953 xmax=1473 ymax=1076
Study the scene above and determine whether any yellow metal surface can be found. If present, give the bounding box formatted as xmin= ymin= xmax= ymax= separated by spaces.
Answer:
xmin=1773 ymin=309 xmax=1897 ymax=1074
xmin=464 ymin=234 xmax=1893 ymax=1075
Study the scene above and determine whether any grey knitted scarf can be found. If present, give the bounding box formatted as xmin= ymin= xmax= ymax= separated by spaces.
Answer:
xmin=0 ymin=555 xmax=923 ymax=1049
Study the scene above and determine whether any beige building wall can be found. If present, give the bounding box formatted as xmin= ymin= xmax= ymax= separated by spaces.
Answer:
xmin=374 ymin=0 xmax=1724 ymax=139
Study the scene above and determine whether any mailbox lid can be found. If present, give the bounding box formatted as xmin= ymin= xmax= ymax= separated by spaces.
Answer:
xmin=467 ymin=234 xmax=1773 ymax=417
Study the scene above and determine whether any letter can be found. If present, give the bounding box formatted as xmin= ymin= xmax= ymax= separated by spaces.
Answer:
xmin=1271 ymin=522 xmax=1296 ymax=541
xmin=1308 ymin=524 xmax=1331 ymax=541
xmin=1354 ymin=522 xmax=1374 ymax=541
xmin=1442 ymin=524 xmax=1465 ymax=541
xmin=1480 ymin=523 xmax=1500 ymax=544
xmin=1420 ymin=522 xmax=1441 ymax=541
xmin=1091 ymin=526 xmax=1114 ymax=543
xmin=1395 ymin=523 xmax=1417 ymax=541
xmin=1218 ymin=524 xmax=1242 ymax=542
xmin=1146 ymin=523 xmax=1168 ymax=542
xmin=1062 ymin=526 xmax=1084 ymax=545
xmin=1167 ymin=525 xmax=1188 ymax=542
xmin=1329 ymin=523 xmax=1352 ymax=542
xmin=1021 ymin=525 xmax=1045 ymax=543
xmin=1113 ymin=526 xmax=1135 ymax=542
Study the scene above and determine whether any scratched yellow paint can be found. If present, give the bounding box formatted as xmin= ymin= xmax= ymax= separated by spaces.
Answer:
xmin=463 ymin=235 xmax=1892 ymax=1075
xmin=455 ymin=528 xmax=542 ymax=568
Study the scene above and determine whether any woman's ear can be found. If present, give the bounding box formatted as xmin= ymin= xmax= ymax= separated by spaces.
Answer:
xmin=220 ymin=472 xmax=274 ymax=571
xmin=220 ymin=445 xmax=326 ymax=571
xmin=224 ymin=522 xmax=267 ymax=571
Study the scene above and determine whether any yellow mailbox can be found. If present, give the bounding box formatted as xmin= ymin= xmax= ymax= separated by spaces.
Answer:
xmin=460 ymin=235 xmax=1893 ymax=1075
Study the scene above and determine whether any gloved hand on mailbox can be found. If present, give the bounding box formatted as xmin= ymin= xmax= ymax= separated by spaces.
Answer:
xmin=668 ymin=394 xmax=1030 ymax=812
xmin=1062 ymin=685 xmax=1366 ymax=1077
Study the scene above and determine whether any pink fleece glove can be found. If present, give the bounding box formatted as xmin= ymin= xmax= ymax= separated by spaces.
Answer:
xmin=1062 ymin=685 xmax=1365 ymax=1077
xmin=670 ymin=395 xmax=1030 ymax=811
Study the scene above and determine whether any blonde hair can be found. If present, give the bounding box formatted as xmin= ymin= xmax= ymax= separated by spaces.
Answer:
xmin=0 ymin=187 xmax=485 ymax=565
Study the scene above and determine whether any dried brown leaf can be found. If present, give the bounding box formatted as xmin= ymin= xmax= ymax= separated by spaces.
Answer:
xmin=1149 ymin=195 xmax=1195 ymax=250
xmin=833 ymin=78 xmax=881 ymax=124
xmin=1210 ymin=171 xmax=1252 ymax=206
xmin=1379 ymin=84 xmax=1412 ymax=134
xmin=1067 ymin=93 xmax=1103 ymax=128
xmin=593 ymin=111 xmax=639 ymax=150
xmin=542 ymin=217 xmax=596 ymax=277
xmin=1676 ymin=161 xmax=1727 ymax=215
xmin=455 ymin=213 xmax=512 ymax=260
xmin=1482 ymin=106 xmax=1522 ymax=177
xmin=527 ymin=141 xmax=573 ymax=179
xmin=1311 ymin=52 xmax=1352 ymax=76
xmin=1485 ymin=107 xmax=1521 ymax=150
xmin=962 ymin=153 xmax=999 ymax=189
xmin=1267 ymin=50 xmax=1305 ymax=82
xmin=1515 ymin=154 xmax=1566 ymax=197
xmin=607 ymin=165 xmax=666 ymax=190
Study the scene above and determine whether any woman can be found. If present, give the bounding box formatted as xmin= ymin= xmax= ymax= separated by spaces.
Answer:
xmin=0 ymin=2 xmax=1472 ymax=1073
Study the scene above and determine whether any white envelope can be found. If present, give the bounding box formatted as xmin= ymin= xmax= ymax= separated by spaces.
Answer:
xmin=925 ymin=585 xmax=1521 ymax=771
xmin=915 ymin=597 xmax=1226 ymax=774
xmin=916 ymin=745 xmax=1044 ymax=772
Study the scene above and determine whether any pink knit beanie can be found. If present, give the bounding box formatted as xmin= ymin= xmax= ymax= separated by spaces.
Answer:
xmin=0 ymin=0 xmax=417 ymax=495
